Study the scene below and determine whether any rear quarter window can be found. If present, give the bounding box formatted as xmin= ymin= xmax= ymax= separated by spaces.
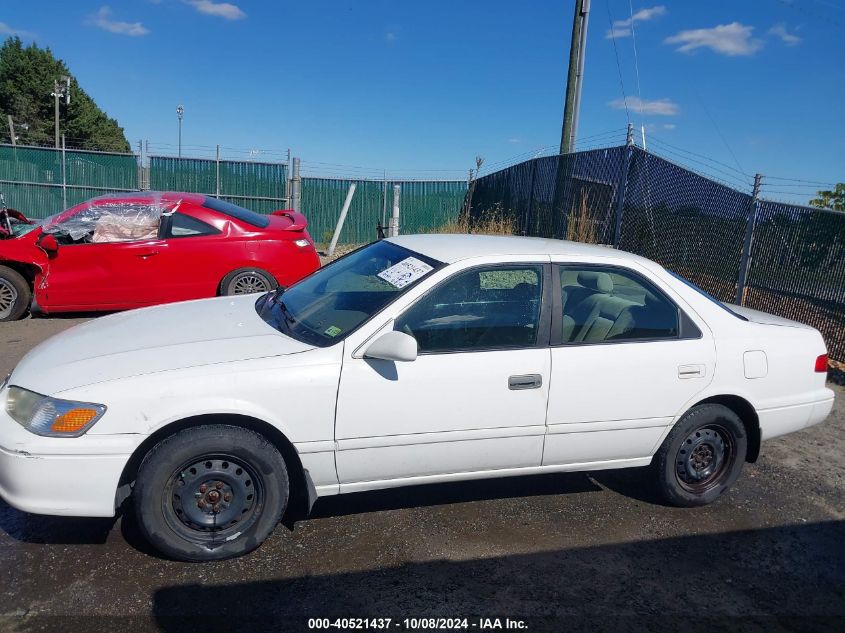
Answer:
xmin=202 ymin=197 xmax=269 ymax=228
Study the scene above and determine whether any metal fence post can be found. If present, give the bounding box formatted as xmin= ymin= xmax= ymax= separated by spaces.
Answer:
xmin=612 ymin=124 xmax=635 ymax=248
xmin=136 ymin=140 xmax=143 ymax=191
xmin=524 ymin=159 xmax=537 ymax=236
xmin=291 ymin=157 xmax=301 ymax=213
xmin=390 ymin=184 xmax=400 ymax=236
xmin=735 ymin=173 xmax=763 ymax=305
xmin=285 ymin=149 xmax=291 ymax=206
xmin=60 ymin=134 xmax=67 ymax=209
xmin=327 ymin=183 xmax=357 ymax=257
xmin=382 ymin=172 xmax=388 ymax=227
xmin=215 ymin=145 xmax=221 ymax=197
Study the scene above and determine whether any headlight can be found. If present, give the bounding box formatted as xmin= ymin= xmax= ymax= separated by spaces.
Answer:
xmin=5 ymin=386 xmax=106 ymax=437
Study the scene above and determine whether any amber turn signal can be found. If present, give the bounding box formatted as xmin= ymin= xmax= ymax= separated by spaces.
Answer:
xmin=51 ymin=408 xmax=100 ymax=433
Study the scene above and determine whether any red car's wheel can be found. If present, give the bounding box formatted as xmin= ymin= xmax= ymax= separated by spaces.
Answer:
xmin=0 ymin=265 xmax=30 ymax=322
xmin=220 ymin=268 xmax=278 ymax=296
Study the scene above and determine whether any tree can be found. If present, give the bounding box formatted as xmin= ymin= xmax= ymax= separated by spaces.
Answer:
xmin=810 ymin=183 xmax=845 ymax=212
xmin=0 ymin=36 xmax=129 ymax=152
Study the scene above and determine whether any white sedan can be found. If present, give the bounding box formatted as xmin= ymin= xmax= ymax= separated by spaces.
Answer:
xmin=0 ymin=235 xmax=834 ymax=560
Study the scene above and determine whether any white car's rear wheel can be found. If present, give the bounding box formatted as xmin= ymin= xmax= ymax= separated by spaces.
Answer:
xmin=654 ymin=404 xmax=747 ymax=507
xmin=134 ymin=425 xmax=288 ymax=561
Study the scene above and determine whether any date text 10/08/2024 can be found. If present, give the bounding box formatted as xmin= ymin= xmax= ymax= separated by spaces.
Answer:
xmin=307 ymin=618 xmax=528 ymax=630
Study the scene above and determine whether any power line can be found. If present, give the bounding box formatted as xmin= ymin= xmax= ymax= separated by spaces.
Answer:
xmin=645 ymin=136 xmax=748 ymax=177
xmin=765 ymin=175 xmax=839 ymax=186
xmin=693 ymin=91 xmax=748 ymax=176
xmin=606 ymin=0 xmax=630 ymax=124
xmin=628 ymin=0 xmax=644 ymax=106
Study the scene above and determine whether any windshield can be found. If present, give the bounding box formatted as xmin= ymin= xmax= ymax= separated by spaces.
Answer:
xmin=8 ymin=220 xmax=39 ymax=238
xmin=256 ymin=240 xmax=444 ymax=346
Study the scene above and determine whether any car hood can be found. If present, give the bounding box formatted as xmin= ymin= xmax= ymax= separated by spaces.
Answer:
xmin=10 ymin=294 xmax=314 ymax=394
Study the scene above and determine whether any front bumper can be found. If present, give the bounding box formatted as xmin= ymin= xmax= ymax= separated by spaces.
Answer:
xmin=0 ymin=403 xmax=140 ymax=517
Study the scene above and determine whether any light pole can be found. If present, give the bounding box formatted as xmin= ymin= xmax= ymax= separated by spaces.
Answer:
xmin=51 ymin=75 xmax=71 ymax=149
xmin=176 ymin=104 xmax=184 ymax=158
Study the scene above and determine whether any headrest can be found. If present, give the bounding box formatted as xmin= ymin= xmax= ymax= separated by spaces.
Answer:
xmin=577 ymin=271 xmax=613 ymax=293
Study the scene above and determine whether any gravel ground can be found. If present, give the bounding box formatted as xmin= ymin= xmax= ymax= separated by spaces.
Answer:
xmin=0 ymin=316 xmax=843 ymax=633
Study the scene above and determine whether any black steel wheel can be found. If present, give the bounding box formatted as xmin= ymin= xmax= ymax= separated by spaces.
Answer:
xmin=654 ymin=404 xmax=747 ymax=507
xmin=134 ymin=425 xmax=288 ymax=561
xmin=163 ymin=454 xmax=264 ymax=546
xmin=674 ymin=424 xmax=734 ymax=494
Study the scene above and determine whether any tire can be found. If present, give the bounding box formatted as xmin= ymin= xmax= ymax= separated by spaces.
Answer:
xmin=133 ymin=425 xmax=289 ymax=562
xmin=0 ymin=265 xmax=30 ymax=322
xmin=219 ymin=268 xmax=277 ymax=296
xmin=654 ymin=404 xmax=747 ymax=507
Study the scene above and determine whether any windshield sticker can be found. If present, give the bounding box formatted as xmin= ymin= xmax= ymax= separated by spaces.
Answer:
xmin=324 ymin=325 xmax=342 ymax=337
xmin=377 ymin=257 xmax=433 ymax=289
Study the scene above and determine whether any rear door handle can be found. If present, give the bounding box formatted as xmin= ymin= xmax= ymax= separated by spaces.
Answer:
xmin=136 ymin=250 xmax=159 ymax=258
xmin=509 ymin=374 xmax=542 ymax=390
xmin=678 ymin=364 xmax=705 ymax=379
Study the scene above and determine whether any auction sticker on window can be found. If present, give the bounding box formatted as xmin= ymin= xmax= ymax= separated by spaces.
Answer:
xmin=377 ymin=257 xmax=433 ymax=289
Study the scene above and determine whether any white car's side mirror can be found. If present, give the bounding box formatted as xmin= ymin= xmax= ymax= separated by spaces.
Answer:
xmin=363 ymin=331 xmax=418 ymax=362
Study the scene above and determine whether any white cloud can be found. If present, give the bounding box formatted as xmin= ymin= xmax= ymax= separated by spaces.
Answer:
xmin=184 ymin=0 xmax=246 ymax=20
xmin=606 ymin=5 xmax=666 ymax=39
xmin=507 ymin=137 xmax=523 ymax=144
xmin=663 ymin=123 xmax=676 ymax=130
xmin=664 ymin=22 xmax=763 ymax=56
xmin=608 ymin=96 xmax=679 ymax=116
xmin=89 ymin=6 xmax=150 ymax=36
xmin=385 ymin=31 xmax=397 ymax=43
xmin=0 ymin=22 xmax=34 ymax=38
xmin=769 ymin=24 xmax=801 ymax=46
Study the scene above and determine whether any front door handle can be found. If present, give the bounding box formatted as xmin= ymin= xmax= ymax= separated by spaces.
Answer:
xmin=509 ymin=374 xmax=542 ymax=390
xmin=136 ymin=250 xmax=159 ymax=258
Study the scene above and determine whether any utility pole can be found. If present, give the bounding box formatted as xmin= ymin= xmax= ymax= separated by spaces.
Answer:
xmin=735 ymin=173 xmax=764 ymax=305
xmin=7 ymin=115 xmax=15 ymax=146
xmin=51 ymin=76 xmax=71 ymax=149
xmin=176 ymin=105 xmax=184 ymax=158
xmin=560 ymin=0 xmax=591 ymax=155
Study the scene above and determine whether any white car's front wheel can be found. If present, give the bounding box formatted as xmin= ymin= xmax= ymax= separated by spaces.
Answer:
xmin=133 ymin=425 xmax=289 ymax=561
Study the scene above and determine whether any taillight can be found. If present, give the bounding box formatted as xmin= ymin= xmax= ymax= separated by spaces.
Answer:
xmin=815 ymin=354 xmax=829 ymax=373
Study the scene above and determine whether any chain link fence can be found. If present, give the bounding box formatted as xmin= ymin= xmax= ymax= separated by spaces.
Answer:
xmin=468 ymin=145 xmax=845 ymax=361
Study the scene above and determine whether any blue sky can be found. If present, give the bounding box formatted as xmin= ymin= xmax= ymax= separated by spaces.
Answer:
xmin=1 ymin=1 xmax=843 ymax=200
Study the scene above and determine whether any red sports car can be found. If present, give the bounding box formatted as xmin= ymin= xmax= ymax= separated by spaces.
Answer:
xmin=0 ymin=192 xmax=320 ymax=321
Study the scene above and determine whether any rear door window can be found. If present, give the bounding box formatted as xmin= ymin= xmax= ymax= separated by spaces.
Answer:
xmin=559 ymin=266 xmax=679 ymax=343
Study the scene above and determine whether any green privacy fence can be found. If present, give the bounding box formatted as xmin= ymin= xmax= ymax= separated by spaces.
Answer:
xmin=302 ymin=178 xmax=467 ymax=244
xmin=0 ymin=144 xmax=137 ymax=218
xmin=0 ymin=144 xmax=467 ymax=244
xmin=148 ymin=156 xmax=289 ymax=215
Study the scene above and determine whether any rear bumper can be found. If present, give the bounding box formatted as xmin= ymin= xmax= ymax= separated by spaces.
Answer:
xmin=758 ymin=388 xmax=835 ymax=441
xmin=0 ymin=404 xmax=138 ymax=517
